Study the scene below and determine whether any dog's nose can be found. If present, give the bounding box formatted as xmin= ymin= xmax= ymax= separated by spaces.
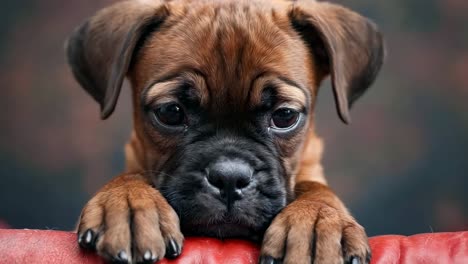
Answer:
xmin=206 ymin=159 xmax=253 ymax=201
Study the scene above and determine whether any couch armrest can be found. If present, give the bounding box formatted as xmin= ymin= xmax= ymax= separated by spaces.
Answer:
xmin=0 ymin=229 xmax=466 ymax=263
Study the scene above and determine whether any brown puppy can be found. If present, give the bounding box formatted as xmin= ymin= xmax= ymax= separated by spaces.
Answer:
xmin=66 ymin=0 xmax=384 ymax=263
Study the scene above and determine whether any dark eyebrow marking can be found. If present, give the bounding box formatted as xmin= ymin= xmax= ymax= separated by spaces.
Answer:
xmin=176 ymin=81 xmax=202 ymax=108
xmin=258 ymin=83 xmax=277 ymax=110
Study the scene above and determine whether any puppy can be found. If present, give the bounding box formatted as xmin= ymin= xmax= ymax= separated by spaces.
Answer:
xmin=66 ymin=0 xmax=384 ymax=263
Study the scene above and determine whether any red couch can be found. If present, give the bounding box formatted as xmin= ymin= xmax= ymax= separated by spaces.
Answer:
xmin=0 ymin=229 xmax=466 ymax=264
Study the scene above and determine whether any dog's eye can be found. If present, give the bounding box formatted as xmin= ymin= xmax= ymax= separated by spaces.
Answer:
xmin=271 ymin=108 xmax=300 ymax=129
xmin=154 ymin=103 xmax=186 ymax=126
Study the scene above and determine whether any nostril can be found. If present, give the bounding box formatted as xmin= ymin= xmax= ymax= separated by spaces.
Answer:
xmin=206 ymin=171 xmax=224 ymax=190
xmin=235 ymin=174 xmax=251 ymax=189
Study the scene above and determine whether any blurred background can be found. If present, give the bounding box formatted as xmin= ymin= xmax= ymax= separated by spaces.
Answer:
xmin=0 ymin=0 xmax=467 ymax=235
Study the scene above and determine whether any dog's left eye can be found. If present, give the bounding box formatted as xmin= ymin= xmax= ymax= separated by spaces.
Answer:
xmin=270 ymin=108 xmax=300 ymax=129
xmin=153 ymin=103 xmax=186 ymax=127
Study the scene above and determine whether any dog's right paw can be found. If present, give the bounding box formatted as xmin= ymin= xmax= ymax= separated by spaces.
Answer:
xmin=77 ymin=174 xmax=184 ymax=264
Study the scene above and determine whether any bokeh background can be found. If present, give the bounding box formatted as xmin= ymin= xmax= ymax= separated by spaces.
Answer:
xmin=0 ymin=0 xmax=467 ymax=235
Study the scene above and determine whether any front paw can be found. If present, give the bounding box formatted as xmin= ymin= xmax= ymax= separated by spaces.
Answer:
xmin=259 ymin=200 xmax=370 ymax=264
xmin=77 ymin=174 xmax=184 ymax=264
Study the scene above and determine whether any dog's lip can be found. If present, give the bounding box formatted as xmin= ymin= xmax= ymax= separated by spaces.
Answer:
xmin=181 ymin=215 xmax=257 ymax=232
xmin=186 ymin=222 xmax=251 ymax=229
xmin=182 ymin=217 xmax=253 ymax=229
xmin=182 ymin=221 xmax=258 ymax=239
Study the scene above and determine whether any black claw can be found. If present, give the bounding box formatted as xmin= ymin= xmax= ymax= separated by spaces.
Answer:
xmin=259 ymin=255 xmax=281 ymax=264
xmin=78 ymin=229 xmax=96 ymax=249
xmin=165 ymin=239 xmax=181 ymax=259
xmin=116 ymin=250 xmax=129 ymax=263
xmin=351 ymin=257 xmax=360 ymax=264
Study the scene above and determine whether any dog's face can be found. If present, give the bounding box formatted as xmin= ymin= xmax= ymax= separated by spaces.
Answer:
xmin=131 ymin=2 xmax=317 ymax=239
xmin=67 ymin=0 xmax=383 ymax=240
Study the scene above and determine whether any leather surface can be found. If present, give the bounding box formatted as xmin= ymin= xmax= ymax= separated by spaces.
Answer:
xmin=0 ymin=229 xmax=466 ymax=264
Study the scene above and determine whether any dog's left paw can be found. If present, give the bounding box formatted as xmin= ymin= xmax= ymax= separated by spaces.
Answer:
xmin=259 ymin=199 xmax=370 ymax=264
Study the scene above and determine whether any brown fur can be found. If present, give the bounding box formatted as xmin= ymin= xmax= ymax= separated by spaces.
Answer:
xmin=67 ymin=0 xmax=384 ymax=263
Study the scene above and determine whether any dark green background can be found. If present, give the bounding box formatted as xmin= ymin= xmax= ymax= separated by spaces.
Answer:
xmin=1 ymin=0 xmax=467 ymax=235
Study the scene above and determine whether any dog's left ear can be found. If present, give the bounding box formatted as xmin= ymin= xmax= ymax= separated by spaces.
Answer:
xmin=290 ymin=1 xmax=385 ymax=123
xmin=66 ymin=1 xmax=169 ymax=119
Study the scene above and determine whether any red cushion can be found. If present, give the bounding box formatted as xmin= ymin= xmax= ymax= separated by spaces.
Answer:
xmin=0 ymin=229 xmax=466 ymax=264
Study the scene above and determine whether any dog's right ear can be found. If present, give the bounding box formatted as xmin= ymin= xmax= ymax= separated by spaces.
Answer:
xmin=289 ymin=1 xmax=385 ymax=124
xmin=66 ymin=1 xmax=169 ymax=119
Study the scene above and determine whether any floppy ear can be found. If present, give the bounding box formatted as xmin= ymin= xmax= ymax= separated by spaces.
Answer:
xmin=66 ymin=1 xmax=169 ymax=119
xmin=290 ymin=1 xmax=385 ymax=123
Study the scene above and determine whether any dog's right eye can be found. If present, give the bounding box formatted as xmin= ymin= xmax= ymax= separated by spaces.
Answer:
xmin=153 ymin=103 xmax=186 ymax=127
xmin=270 ymin=108 xmax=300 ymax=129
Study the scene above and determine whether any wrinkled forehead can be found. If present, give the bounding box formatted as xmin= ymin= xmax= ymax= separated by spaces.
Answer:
xmin=132 ymin=1 xmax=316 ymax=110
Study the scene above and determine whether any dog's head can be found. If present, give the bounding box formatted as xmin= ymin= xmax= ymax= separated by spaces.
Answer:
xmin=66 ymin=0 xmax=384 ymax=240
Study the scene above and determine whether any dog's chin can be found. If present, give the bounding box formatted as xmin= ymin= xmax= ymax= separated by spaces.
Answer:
xmin=179 ymin=210 xmax=268 ymax=241
xmin=182 ymin=222 xmax=262 ymax=241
